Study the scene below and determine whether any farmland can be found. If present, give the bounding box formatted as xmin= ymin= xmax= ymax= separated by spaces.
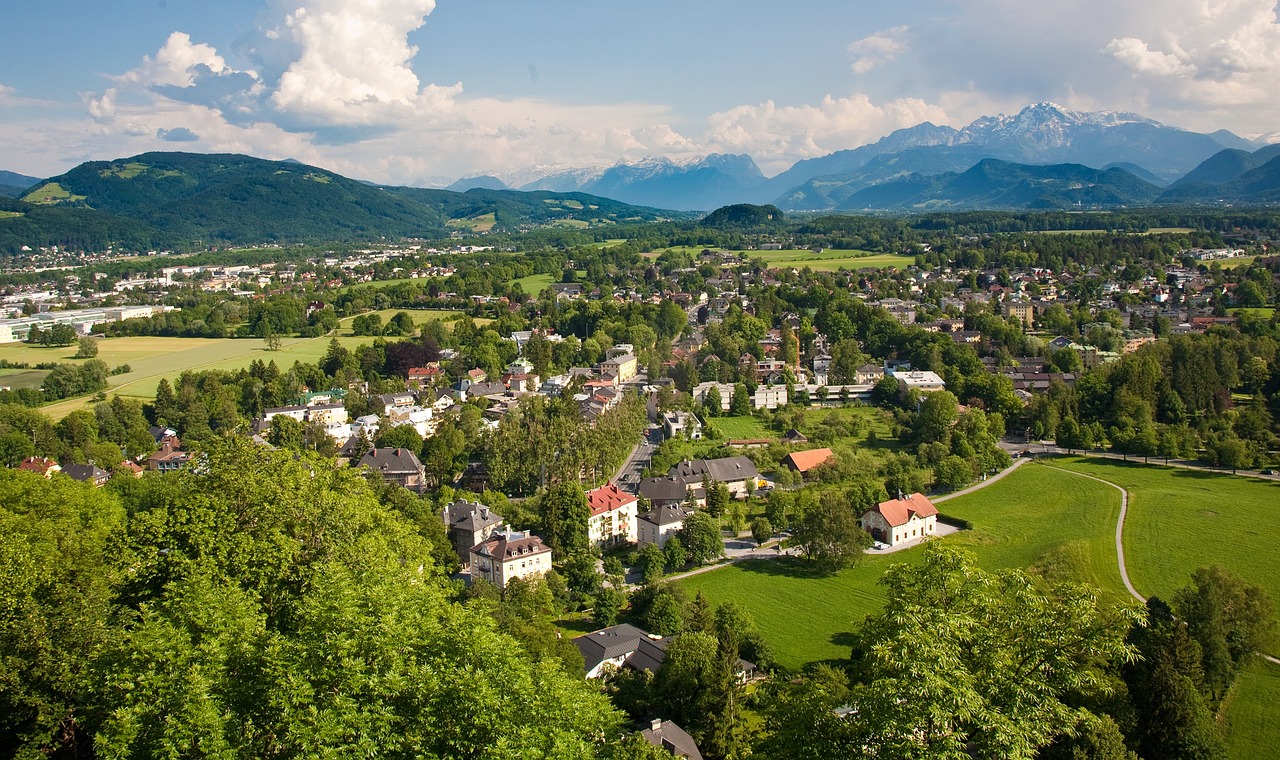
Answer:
xmin=748 ymin=249 xmax=914 ymax=271
xmin=0 ymin=308 xmax=483 ymax=419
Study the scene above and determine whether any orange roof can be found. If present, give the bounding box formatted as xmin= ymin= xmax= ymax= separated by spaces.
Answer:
xmin=872 ymin=493 xmax=939 ymax=527
xmin=783 ymin=448 xmax=834 ymax=473
xmin=587 ymin=482 xmax=638 ymax=517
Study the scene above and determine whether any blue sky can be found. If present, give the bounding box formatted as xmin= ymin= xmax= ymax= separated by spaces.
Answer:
xmin=3 ymin=0 xmax=1279 ymax=184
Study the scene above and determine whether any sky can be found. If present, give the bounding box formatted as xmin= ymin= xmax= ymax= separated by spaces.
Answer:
xmin=3 ymin=0 xmax=1280 ymax=185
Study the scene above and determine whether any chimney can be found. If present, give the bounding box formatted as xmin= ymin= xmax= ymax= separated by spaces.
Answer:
xmin=650 ymin=718 xmax=663 ymax=731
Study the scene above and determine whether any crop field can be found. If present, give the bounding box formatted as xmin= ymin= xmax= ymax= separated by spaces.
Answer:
xmin=751 ymin=249 xmax=913 ymax=271
xmin=679 ymin=462 xmax=1125 ymax=669
xmin=0 ymin=368 xmax=48 ymax=389
xmin=710 ymin=415 xmax=773 ymax=440
xmin=1049 ymin=457 xmax=1280 ymax=653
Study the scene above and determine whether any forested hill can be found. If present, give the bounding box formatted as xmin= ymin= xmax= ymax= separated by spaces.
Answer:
xmin=4 ymin=152 xmax=673 ymax=252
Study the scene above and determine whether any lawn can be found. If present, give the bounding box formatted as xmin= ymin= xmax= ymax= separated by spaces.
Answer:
xmin=1049 ymin=457 xmax=1280 ymax=654
xmin=799 ymin=406 xmax=896 ymax=447
xmin=709 ymin=415 xmax=773 ymax=440
xmin=678 ymin=462 xmax=1126 ymax=670
xmin=337 ymin=308 xmax=476 ymax=335
xmin=1222 ymin=658 xmax=1280 ymax=759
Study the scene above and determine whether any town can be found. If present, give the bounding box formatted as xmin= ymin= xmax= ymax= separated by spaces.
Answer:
xmin=3 ymin=207 xmax=1279 ymax=758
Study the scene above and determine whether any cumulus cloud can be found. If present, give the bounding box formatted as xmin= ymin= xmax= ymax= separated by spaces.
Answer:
xmin=1105 ymin=38 xmax=1196 ymax=77
xmin=157 ymin=127 xmax=200 ymax=142
xmin=120 ymin=32 xmax=234 ymax=88
xmin=705 ymin=93 xmax=950 ymax=173
xmin=268 ymin=0 xmax=458 ymax=127
xmin=849 ymin=26 xmax=909 ymax=75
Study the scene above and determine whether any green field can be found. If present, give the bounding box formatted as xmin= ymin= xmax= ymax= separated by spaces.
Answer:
xmin=512 ymin=273 xmax=555 ymax=294
xmin=0 ymin=368 xmax=48 ymax=389
xmin=1050 ymin=457 xmax=1280 ymax=653
xmin=446 ymin=212 xmax=496 ymax=232
xmin=338 ymin=308 xmax=476 ymax=335
xmin=1223 ymin=658 xmax=1280 ymax=759
xmin=751 ymin=249 xmax=914 ymax=271
xmin=1230 ymin=307 xmax=1275 ymax=318
xmin=22 ymin=182 xmax=86 ymax=204
xmin=679 ymin=462 xmax=1125 ymax=669
xmin=0 ymin=210 xmax=23 ymax=220
xmin=710 ymin=415 xmax=773 ymax=440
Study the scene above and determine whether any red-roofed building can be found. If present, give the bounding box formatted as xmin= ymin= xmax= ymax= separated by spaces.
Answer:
xmin=407 ymin=366 xmax=442 ymax=389
xmin=860 ymin=492 xmax=939 ymax=547
xmin=781 ymin=448 xmax=835 ymax=475
xmin=586 ymin=482 xmax=638 ymax=547
xmin=17 ymin=456 xmax=60 ymax=478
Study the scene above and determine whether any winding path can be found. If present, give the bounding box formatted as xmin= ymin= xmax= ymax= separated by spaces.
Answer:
xmin=1041 ymin=463 xmax=1143 ymax=603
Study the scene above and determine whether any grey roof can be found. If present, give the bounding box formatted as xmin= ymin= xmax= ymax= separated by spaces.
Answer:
xmin=638 ymin=504 xmax=693 ymax=528
xmin=446 ymin=500 xmax=504 ymax=531
xmin=62 ymin=463 xmax=109 ymax=482
xmin=668 ymin=456 xmax=758 ymax=484
xmin=640 ymin=720 xmax=704 ymax=760
xmin=573 ymin=624 xmax=670 ymax=675
xmin=357 ymin=447 xmax=423 ymax=475
xmin=638 ymin=476 xmax=687 ymax=503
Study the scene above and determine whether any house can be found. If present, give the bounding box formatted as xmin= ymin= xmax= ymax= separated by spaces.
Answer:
xmin=668 ymin=456 xmax=760 ymax=499
xmin=469 ymin=530 xmax=553 ymax=588
xmin=781 ymin=448 xmax=834 ymax=476
xmin=641 ymin=719 xmax=705 ymax=760
xmin=574 ymin=623 xmax=670 ymax=678
xmin=378 ymin=392 xmax=417 ymax=415
xmin=860 ymin=492 xmax=939 ymax=547
xmin=637 ymin=503 xmax=694 ymax=547
xmin=602 ymin=353 xmax=638 ymax=383
xmin=62 ymin=463 xmax=110 ymax=487
xmin=442 ymin=499 xmax=505 ymax=566
xmin=586 ymin=482 xmax=638 ymax=547
xmin=406 ymin=366 xmax=441 ymax=389
xmin=116 ymin=460 xmax=146 ymax=479
xmin=17 ymin=456 xmax=61 ymax=478
xmin=638 ymin=477 xmax=689 ymax=509
xmin=781 ymin=428 xmax=808 ymax=444
xmin=147 ymin=441 xmax=191 ymax=472
xmin=662 ymin=411 xmax=703 ymax=441
xmin=357 ymin=447 xmax=427 ymax=493
xmin=1003 ymin=299 xmax=1035 ymax=329
xmin=855 ymin=364 xmax=885 ymax=385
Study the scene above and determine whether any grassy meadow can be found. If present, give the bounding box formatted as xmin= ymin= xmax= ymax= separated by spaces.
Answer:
xmin=678 ymin=462 xmax=1126 ymax=669
xmin=1049 ymin=457 xmax=1280 ymax=653
xmin=0 ymin=367 xmax=49 ymax=389
xmin=709 ymin=415 xmax=774 ymax=440
xmin=1222 ymin=658 xmax=1280 ymax=759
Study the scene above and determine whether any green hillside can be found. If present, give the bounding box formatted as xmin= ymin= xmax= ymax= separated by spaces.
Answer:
xmin=4 ymin=152 xmax=671 ymax=252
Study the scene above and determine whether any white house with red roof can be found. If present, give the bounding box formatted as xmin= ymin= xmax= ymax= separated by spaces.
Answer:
xmin=586 ymin=482 xmax=638 ymax=548
xmin=859 ymin=492 xmax=939 ymax=547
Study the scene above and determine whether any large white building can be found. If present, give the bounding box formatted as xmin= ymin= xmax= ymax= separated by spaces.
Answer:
xmin=890 ymin=369 xmax=946 ymax=397
xmin=860 ymin=493 xmax=939 ymax=547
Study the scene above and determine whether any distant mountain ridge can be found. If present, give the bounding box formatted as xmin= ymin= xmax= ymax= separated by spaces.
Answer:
xmin=0 ymin=152 xmax=674 ymax=254
xmin=1157 ymin=145 xmax=1280 ymax=204
xmin=0 ymin=170 xmax=40 ymax=198
xmin=837 ymin=159 xmax=1163 ymax=211
xmin=464 ymin=102 xmax=1259 ymax=211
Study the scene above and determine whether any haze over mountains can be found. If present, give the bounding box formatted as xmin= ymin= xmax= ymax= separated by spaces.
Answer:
xmin=456 ymin=102 xmax=1270 ymax=212
xmin=4 ymin=102 xmax=1280 ymax=252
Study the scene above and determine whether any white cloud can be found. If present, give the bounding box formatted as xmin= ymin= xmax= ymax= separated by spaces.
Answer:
xmin=849 ymin=26 xmax=909 ymax=75
xmin=705 ymin=93 xmax=951 ymax=173
xmin=1105 ymin=38 xmax=1196 ymax=77
xmin=120 ymin=32 xmax=233 ymax=88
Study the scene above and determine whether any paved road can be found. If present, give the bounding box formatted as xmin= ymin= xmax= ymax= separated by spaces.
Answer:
xmin=1007 ymin=442 xmax=1280 ymax=483
xmin=612 ymin=425 xmax=661 ymax=492
xmin=933 ymin=457 xmax=1030 ymax=504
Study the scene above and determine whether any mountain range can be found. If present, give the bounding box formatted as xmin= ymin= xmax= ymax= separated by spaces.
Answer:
xmin=0 ymin=170 xmax=40 ymax=198
xmin=478 ymin=102 xmax=1267 ymax=211
xmin=0 ymin=153 xmax=673 ymax=254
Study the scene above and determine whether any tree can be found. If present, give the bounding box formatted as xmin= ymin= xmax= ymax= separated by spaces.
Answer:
xmin=376 ymin=423 xmax=424 ymax=453
xmin=663 ymin=534 xmax=687 ymax=572
xmin=933 ymin=454 xmax=974 ymax=491
xmin=789 ymin=491 xmax=871 ymax=572
xmin=730 ymin=383 xmax=751 ymax=416
xmin=538 ymin=482 xmax=591 ymax=556
xmin=637 ymin=542 xmax=667 ymax=585
xmin=704 ymin=478 xmax=729 ymax=517
xmin=914 ymin=390 xmax=960 ymax=445
xmin=1125 ymin=598 xmax=1226 ymax=760
xmin=48 ymin=323 xmax=76 ymax=346
xmin=678 ymin=512 xmax=723 ymax=566
xmin=267 ymin=415 xmax=306 ymax=450
xmin=844 ymin=545 xmax=1142 ymax=759
xmin=1174 ymin=565 xmax=1275 ymax=703
xmin=751 ymin=517 xmax=773 ymax=546
xmin=702 ymin=386 xmax=722 ymax=417
xmin=75 ymin=336 xmax=99 ymax=358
